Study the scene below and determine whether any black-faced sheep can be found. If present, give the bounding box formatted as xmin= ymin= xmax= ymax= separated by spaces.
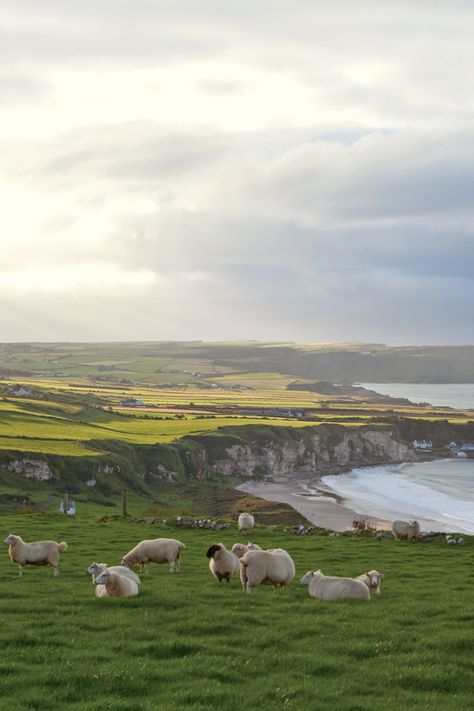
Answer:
xmin=206 ymin=543 xmax=239 ymax=583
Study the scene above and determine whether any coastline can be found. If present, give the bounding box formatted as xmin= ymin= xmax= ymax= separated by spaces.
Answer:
xmin=237 ymin=457 xmax=471 ymax=533
xmin=236 ymin=477 xmax=390 ymax=532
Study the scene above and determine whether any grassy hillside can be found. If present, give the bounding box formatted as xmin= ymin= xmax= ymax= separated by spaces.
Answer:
xmin=0 ymin=515 xmax=471 ymax=711
xmin=2 ymin=341 xmax=474 ymax=384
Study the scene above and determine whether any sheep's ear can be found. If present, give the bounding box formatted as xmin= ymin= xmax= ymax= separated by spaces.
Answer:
xmin=380 ymin=573 xmax=384 ymax=578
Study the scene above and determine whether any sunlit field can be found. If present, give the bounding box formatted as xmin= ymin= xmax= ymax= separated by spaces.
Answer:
xmin=0 ymin=515 xmax=472 ymax=711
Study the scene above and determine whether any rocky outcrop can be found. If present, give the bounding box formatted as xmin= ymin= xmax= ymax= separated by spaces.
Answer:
xmin=211 ymin=427 xmax=415 ymax=480
xmin=7 ymin=458 xmax=54 ymax=481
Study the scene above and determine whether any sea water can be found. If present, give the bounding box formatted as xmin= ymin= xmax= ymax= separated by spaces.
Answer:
xmin=322 ymin=459 xmax=474 ymax=534
xmin=360 ymin=382 xmax=474 ymax=410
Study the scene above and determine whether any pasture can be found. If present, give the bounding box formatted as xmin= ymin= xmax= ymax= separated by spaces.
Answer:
xmin=0 ymin=515 xmax=472 ymax=710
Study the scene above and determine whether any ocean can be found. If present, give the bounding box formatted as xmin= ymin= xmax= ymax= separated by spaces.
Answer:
xmin=322 ymin=459 xmax=474 ymax=534
xmin=360 ymin=382 xmax=474 ymax=409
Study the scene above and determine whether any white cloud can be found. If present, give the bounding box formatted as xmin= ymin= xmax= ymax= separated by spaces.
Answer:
xmin=1 ymin=1 xmax=474 ymax=342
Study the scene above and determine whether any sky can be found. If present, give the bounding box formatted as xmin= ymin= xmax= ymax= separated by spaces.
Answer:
xmin=2 ymin=0 xmax=474 ymax=344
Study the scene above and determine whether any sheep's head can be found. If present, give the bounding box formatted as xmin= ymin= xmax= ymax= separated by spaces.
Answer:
xmin=299 ymin=570 xmax=316 ymax=585
xmin=231 ymin=543 xmax=247 ymax=558
xmin=95 ymin=570 xmax=112 ymax=585
xmin=121 ymin=557 xmax=131 ymax=568
xmin=206 ymin=544 xmax=222 ymax=559
xmin=365 ymin=570 xmax=383 ymax=589
xmin=3 ymin=534 xmax=19 ymax=545
xmin=87 ymin=562 xmax=106 ymax=577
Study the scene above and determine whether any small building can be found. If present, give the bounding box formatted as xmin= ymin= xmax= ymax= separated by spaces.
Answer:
xmin=120 ymin=398 xmax=145 ymax=407
xmin=413 ymin=440 xmax=433 ymax=450
xmin=59 ymin=500 xmax=76 ymax=515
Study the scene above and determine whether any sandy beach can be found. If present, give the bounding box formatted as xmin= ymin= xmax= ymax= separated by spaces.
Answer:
xmin=237 ymin=478 xmax=391 ymax=531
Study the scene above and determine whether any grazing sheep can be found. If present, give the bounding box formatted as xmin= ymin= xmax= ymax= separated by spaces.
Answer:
xmin=121 ymin=538 xmax=185 ymax=573
xmin=87 ymin=562 xmax=140 ymax=585
xmin=392 ymin=520 xmax=421 ymax=541
xmin=4 ymin=534 xmax=68 ymax=576
xmin=94 ymin=570 xmax=139 ymax=598
xmin=231 ymin=542 xmax=262 ymax=558
xmin=356 ymin=569 xmax=383 ymax=595
xmin=206 ymin=543 xmax=240 ymax=583
xmin=300 ymin=570 xmax=370 ymax=601
xmin=240 ymin=548 xmax=295 ymax=593
xmin=238 ymin=513 xmax=255 ymax=535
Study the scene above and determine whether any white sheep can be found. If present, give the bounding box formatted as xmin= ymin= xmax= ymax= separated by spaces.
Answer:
xmin=231 ymin=542 xmax=262 ymax=558
xmin=355 ymin=569 xmax=384 ymax=595
xmin=206 ymin=543 xmax=240 ymax=583
xmin=391 ymin=520 xmax=420 ymax=541
xmin=4 ymin=534 xmax=68 ymax=576
xmin=239 ymin=548 xmax=295 ymax=593
xmin=94 ymin=569 xmax=139 ymax=598
xmin=300 ymin=570 xmax=370 ymax=601
xmin=121 ymin=538 xmax=185 ymax=573
xmin=87 ymin=562 xmax=140 ymax=585
xmin=238 ymin=513 xmax=255 ymax=534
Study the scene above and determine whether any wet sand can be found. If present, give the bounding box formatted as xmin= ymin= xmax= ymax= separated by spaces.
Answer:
xmin=237 ymin=479 xmax=391 ymax=531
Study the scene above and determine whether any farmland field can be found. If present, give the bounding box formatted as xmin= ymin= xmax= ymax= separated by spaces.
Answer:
xmin=0 ymin=515 xmax=472 ymax=711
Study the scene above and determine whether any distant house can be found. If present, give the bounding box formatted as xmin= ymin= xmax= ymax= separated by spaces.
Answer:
xmin=461 ymin=442 xmax=474 ymax=451
xmin=413 ymin=439 xmax=432 ymax=450
xmin=8 ymin=386 xmax=30 ymax=396
xmin=120 ymin=398 xmax=145 ymax=407
xmin=59 ymin=500 xmax=76 ymax=515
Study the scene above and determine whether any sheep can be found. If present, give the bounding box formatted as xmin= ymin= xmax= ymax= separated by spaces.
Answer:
xmin=94 ymin=569 xmax=139 ymax=598
xmin=355 ymin=569 xmax=384 ymax=595
xmin=121 ymin=538 xmax=185 ymax=573
xmin=300 ymin=570 xmax=370 ymax=601
xmin=231 ymin=542 xmax=262 ymax=558
xmin=206 ymin=543 xmax=240 ymax=583
xmin=87 ymin=562 xmax=140 ymax=585
xmin=4 ymin=534 xmax=68 ymax=576
xmin=239 ymin=548 xmax=295 ymax=593
xmin=238 ymin=512 xmax=255 ymax=535
xmin=391 ymin=520 xmax=421 ymax=541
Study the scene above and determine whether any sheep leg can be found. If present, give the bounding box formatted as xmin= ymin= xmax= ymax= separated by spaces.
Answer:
xmin=53 ymin=567 xmax=59 ymax=576
xmin=18 ymin=565 xmax=23 ymax=577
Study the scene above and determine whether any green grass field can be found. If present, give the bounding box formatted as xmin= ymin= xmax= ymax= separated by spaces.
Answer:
xmin=0 ymin=515 xmax=472 ymax=711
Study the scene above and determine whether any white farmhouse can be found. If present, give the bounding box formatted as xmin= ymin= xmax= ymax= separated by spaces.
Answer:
xmin=413 ymin=439 xmax=433 ymax=450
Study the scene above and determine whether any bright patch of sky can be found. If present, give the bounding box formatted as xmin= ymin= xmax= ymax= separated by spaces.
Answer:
xmin=2 ymin=0 xmax=474 ymax=343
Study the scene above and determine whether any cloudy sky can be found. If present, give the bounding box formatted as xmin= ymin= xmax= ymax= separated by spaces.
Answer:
xmin=2 ymin=1 xmax=474 ymax=344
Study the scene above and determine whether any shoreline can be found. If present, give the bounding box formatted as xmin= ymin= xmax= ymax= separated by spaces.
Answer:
xmin=237 ymin=458 xmax=470 ymax=533
xmin=237 ymin=478 xmax=388 ymax=532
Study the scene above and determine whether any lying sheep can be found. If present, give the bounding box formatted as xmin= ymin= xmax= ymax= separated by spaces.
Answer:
xmin=87 ymin=562 xmax=140 ymax=585
xmin=240 ymin=548 xmax=295 ymax=593
xmin=356 ymin=569 xmax=383 ymax=595
xmin=4 ymin=534 xmax=68 ymax=576
xmin=391 ymin=520 xmax=420 ymax=541
xmin=94 ymin=569 xmax=139 ymax=598
xmin=206 ymin=543 xmax=240 ymax=583
xmin=231 ymin=542 xmax=262 ymax=558
xmin=300 ymin=570 xmax=370 ymax=601
xmin=238 ymin=513 xmax=255 ymax=535
xmin=121 ymin=538 xmax=185 ymax=573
